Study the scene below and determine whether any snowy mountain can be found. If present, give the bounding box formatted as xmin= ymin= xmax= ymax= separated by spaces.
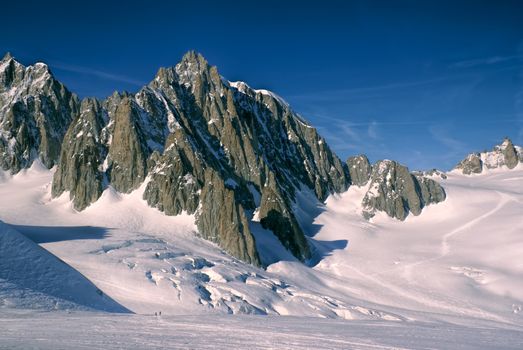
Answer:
xmin=0 ymin=53 xmax=79 ymax=172
xmin=1 ymin=52 xmax=444 ymax=267
xmin=1 ymin=52 xmax=522 ymax=348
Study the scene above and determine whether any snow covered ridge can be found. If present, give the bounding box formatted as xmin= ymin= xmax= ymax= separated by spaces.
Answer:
xmin=454 ymin=138 xmax=523 ymax=175
xmin=228 ymin=80 xmax=291 ymax=109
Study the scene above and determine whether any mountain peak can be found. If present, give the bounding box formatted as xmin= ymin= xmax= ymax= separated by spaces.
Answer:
xmin=500 ymin=137 xmax=514 ymax=150
xmin=0 ymin=52 xmax=23 ymax=74
xmin=2 ymin=52 xmax=13 ymax=62
xmin=180 ymin=50 xmax=208 ymax=66
xmin=151 ymin=51 xmax=212 ymax=88
xmin=175 ymin=50 xmax=211 ymax=78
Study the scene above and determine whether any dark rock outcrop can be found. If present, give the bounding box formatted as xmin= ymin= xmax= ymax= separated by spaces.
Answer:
xmin=347 ymin=155 xmax=371 ymax=186
xmin=52 ymin=98 xmax=107 ymax=210
xmin=196 ymin=169 xmax=260 ymax=265
xmin=106 ymin=98 xmax=149 ymax=193
xmin=455 ymin=153 xmax=483 ymax=174
xmin=362 ymin=160 xmax=446 ymax=220
xmin=455 ymin=138 xmax=522 ymax=174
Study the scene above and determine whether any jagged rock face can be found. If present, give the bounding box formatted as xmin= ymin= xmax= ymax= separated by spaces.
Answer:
xmin=139 ymin=52 xmax=350 ymax=263
xmin=455 ymin=138 xmax=522 ymax=174
xmin=143 ymin=131 xmax=203 ymax=216
xmin=0 ymin=53 xmax=79 ymax=173
xmin=500 ymin=139 xmax=519 ymax=169
xmin=347 ymin=155 xmax=371 ymax=186
xmin=46 ymin=51 xmax=350 ymax=265
xmin=362 ymin=160 xmax=446 ymax=221
xmin=52 ymin=99 xmax=107 ymax=210
xmin=196 ymin=169 xmax=260 ymax=266
xmin=106 ymin=98 xmax=149 ymax=193
xmin=228 ymin=80 xmax=349 ymax=201
xmin=258 ymin=180 xmax=311 ymax=262
xmin=455 ymin=153 xmax=483 ymax=174
xmin=414 ymin=175 xmax=446 ymax=206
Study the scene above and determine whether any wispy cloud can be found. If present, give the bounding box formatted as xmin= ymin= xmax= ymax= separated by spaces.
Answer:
xmin=311 ymin=114 xmax=390 ymax=159
xmin=311 ymin=113 xmax=518 ymax=127
xmin=289 ymin=59 xmax=522 ymax=104
xmin=287 ymin=75 xmax=461 ymax=101
xmin=450 ymin=54 xmax=523 ymax=68
xmin=49 ymin=62 xmax=145 ymax=86
xmin=428 ymin=124 xmax=470 ymax=167
xmin=367 ymin=121 xmax=379 ymax=140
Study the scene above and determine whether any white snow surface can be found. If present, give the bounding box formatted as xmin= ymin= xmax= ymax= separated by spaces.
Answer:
xmin=0 ymin=162 xmax=522 ymax=348
xmin=1 ymin=310 xmax=522 ymax=350
xmin=0 ymin=221 xmax=128 ymax=312
xmin=228 ymin=80 xmax=290 ymax=108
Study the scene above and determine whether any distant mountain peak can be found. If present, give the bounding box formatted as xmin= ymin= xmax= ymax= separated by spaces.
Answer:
xmin=455 ymin=138 xmax=522 ymax=174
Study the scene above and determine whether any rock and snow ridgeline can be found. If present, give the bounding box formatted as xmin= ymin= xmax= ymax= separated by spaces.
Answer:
xmin=4 ymin=51 xmax=520 ymax=268
xmin=455 ymin=138 xmax=523 ymax=174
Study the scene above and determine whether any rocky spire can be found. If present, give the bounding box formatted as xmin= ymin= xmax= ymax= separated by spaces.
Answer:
xmin=52 ymin=98 xmax=107 ymax=210
xmin=106 ymin=98 xmax=149 ymax=193
xmin=2 ymin=52 xmax=13 ymax=62
xmin=347 ymin=155 xmax=371 ymax=186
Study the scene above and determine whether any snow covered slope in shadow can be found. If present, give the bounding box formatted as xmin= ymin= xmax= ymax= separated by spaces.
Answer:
xmin=0 ymin=221 xmax=129 ymax=312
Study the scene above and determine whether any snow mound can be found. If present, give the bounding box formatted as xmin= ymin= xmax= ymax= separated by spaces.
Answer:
xmin=0 ymin=221 xmax=129 ymax=312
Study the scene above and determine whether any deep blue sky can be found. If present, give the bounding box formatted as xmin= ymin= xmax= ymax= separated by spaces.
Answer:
xmin=2 ymin=0 xmax=523 ymax=170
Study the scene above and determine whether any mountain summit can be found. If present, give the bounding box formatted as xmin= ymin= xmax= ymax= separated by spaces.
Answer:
xmin=0 ymin=52 xmax=446 ymax=265
xmin=0 ymin=53 xmax=79 ymax=172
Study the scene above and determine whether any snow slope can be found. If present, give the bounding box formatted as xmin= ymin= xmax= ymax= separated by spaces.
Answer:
xmin=307 ymin=164 xmax=523 ymax=326
xmin=0 ymin=220 xmax=128 ymax=312
xmin=0 ymin=162 xmax=400 ymax=319
xmin=0 ymin=161 xmax=522 ymax=348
